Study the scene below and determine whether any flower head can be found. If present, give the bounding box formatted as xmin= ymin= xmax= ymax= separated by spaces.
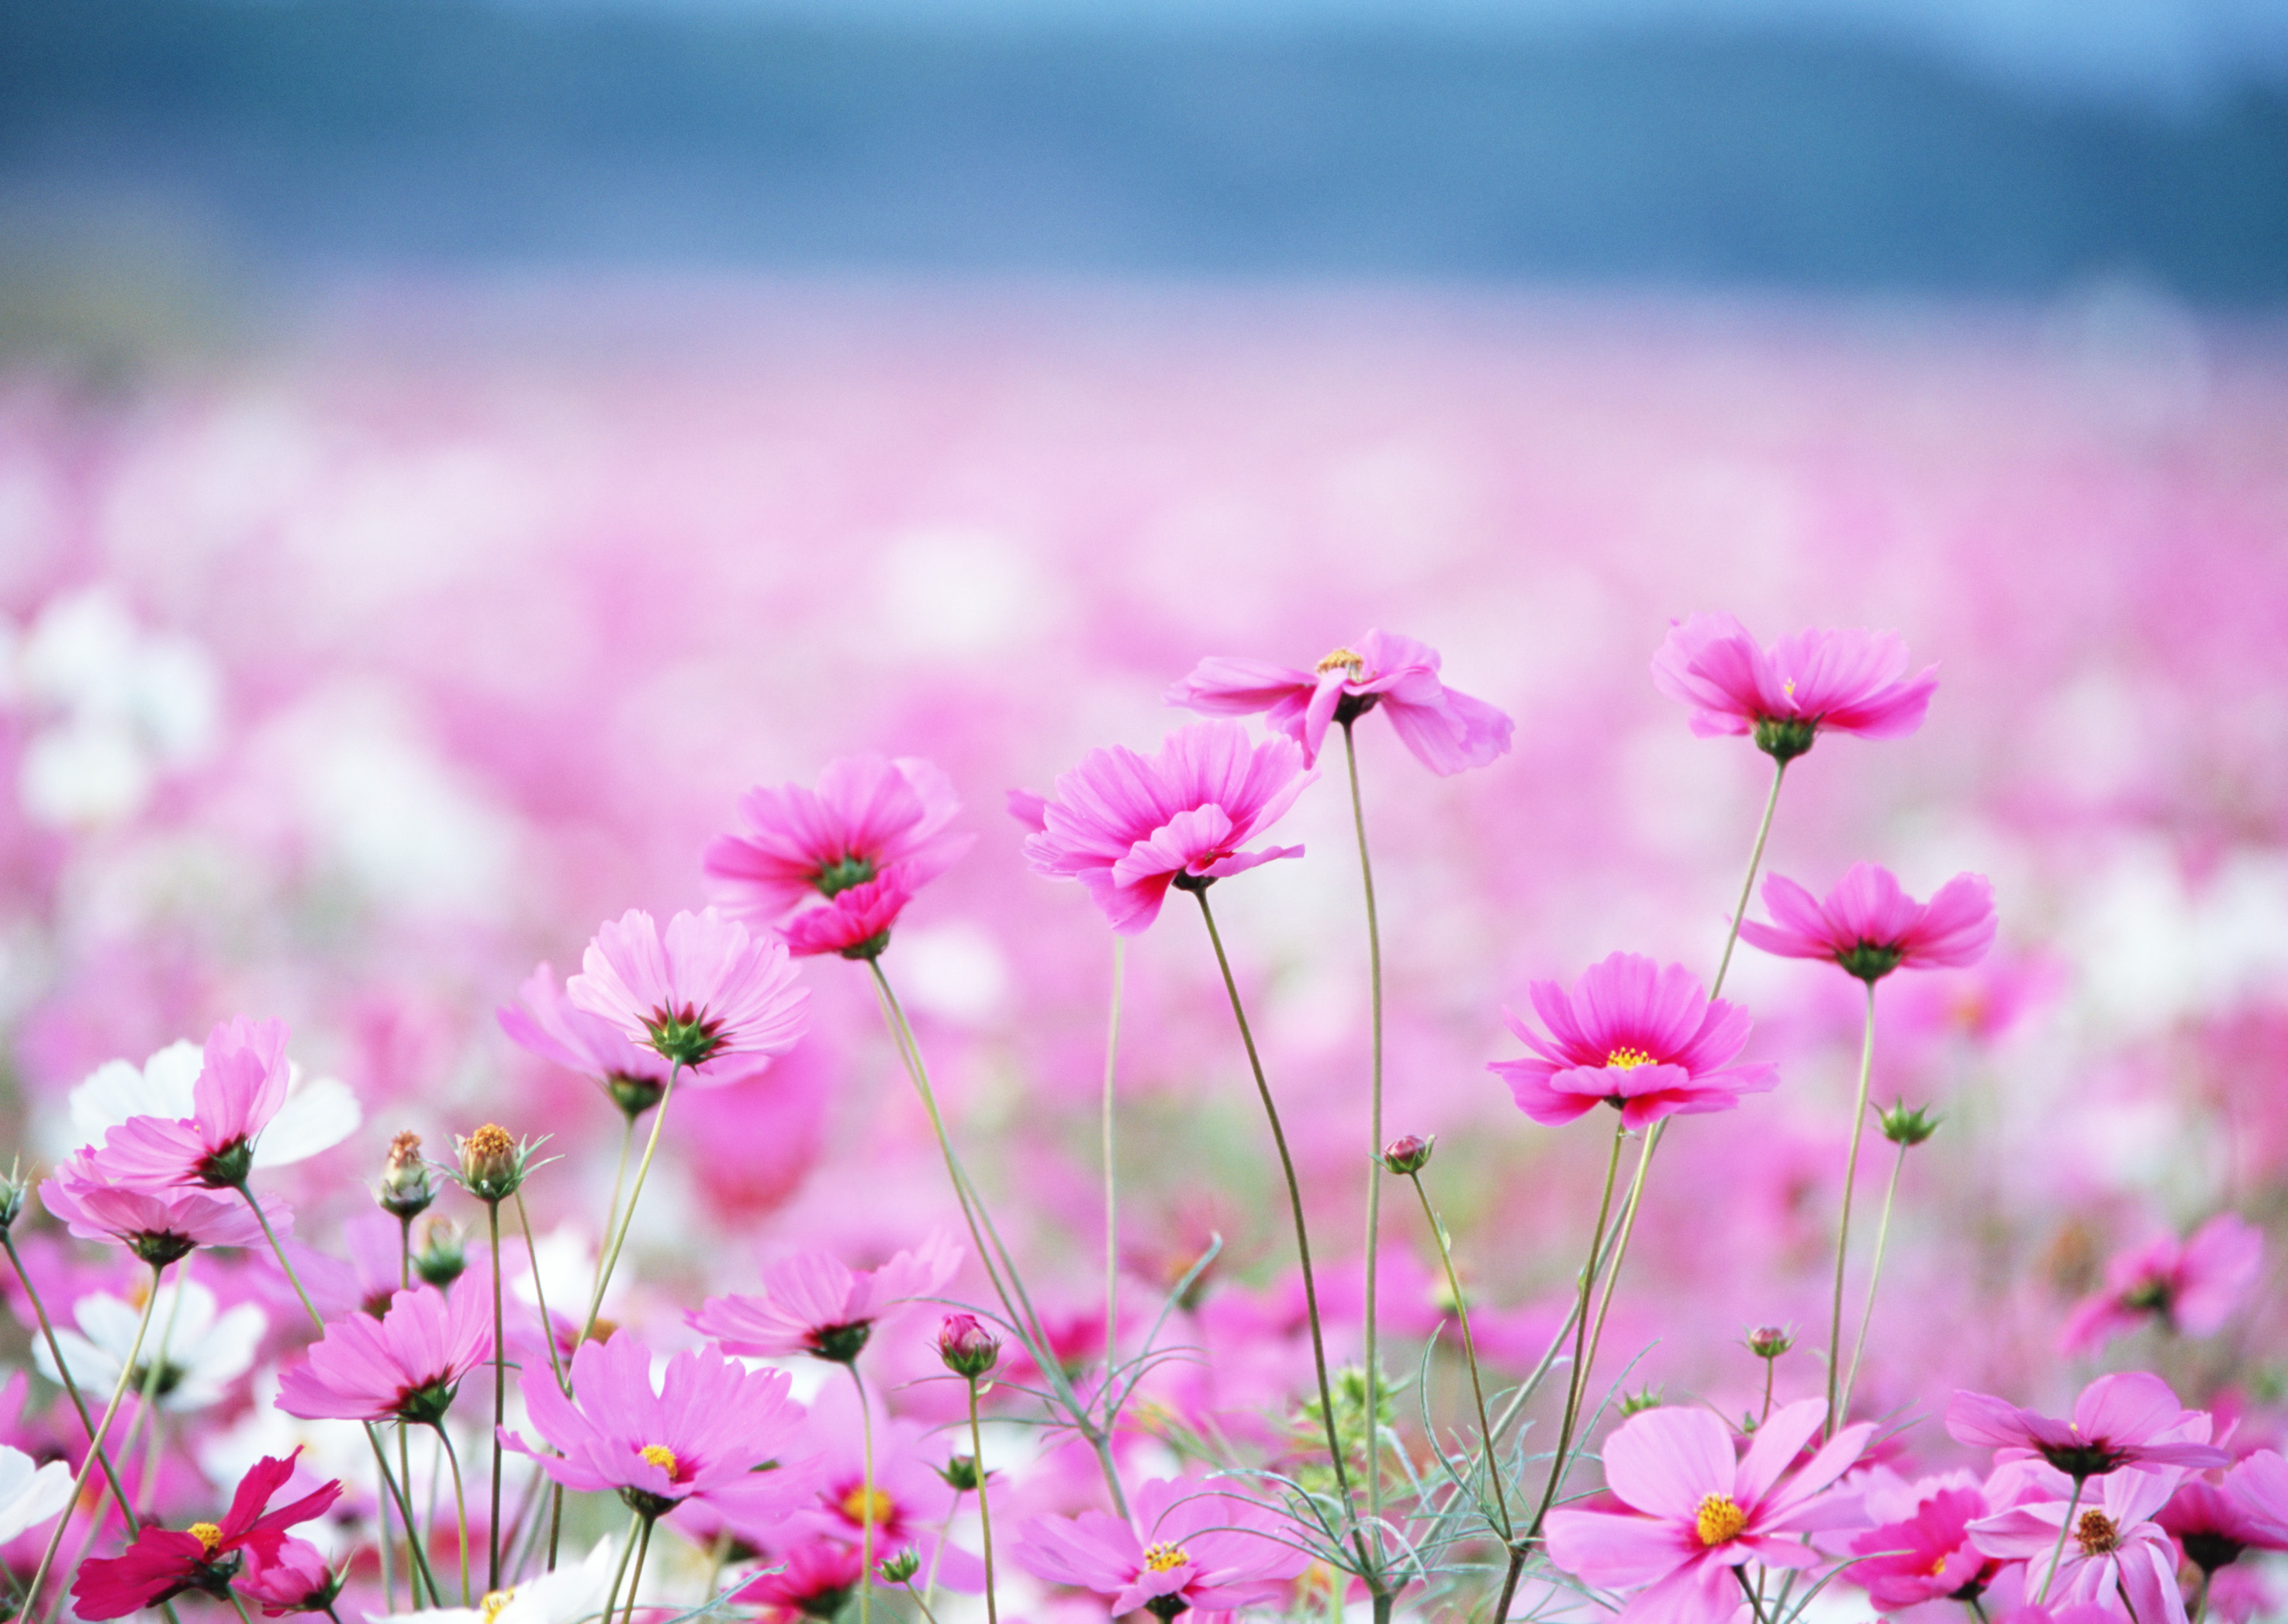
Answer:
xmin=566 ymin=907 xmax=810 ymax=1071
xmin=1166 ymin=629 xmax=1513 ymax=774
xmin=1490 ymin=952 xmax=1778 ymax=1129
xmin=40 ymin=1149 xmax=275 ymax=1266
xmin=1024 ymin=721 xmax=1312 ymax=933
xmin=937 ymin=1312 xmax=1000 ymax=1379
xmin=35 ymin=1277 xmax=265 ymax=1413
xmin=736 ymin=1539 xmax=869 ymax=1621
xmin=1969 ymin=1464 xmax=2189 ymax=1624
xmin=1848 ymin=1477 xmax=2006 ymax=1611
xmin=448 ymin=1122 xmax=551 ymax=1204
xmin=705 ymin=754 xmax=973 ymax=924
xmin=779 ymin=869 xmax=917 ymax=961
xmin=238 ymin=1538 xmax=345 ymax=1617
xmin=1947 ymin=1373 xmax=2229 ymax=1479
xmin=1739 ymin=865 xmax=1997 ymax=983
xmin=1543 ymin=1398 xmax=1872 ymax=1621
xmin=68 ymin=1026 xmax=361 ymax=1182
xmin=71 ymin=1451 xmax=342 ymax=1620
xmin=2062 ymin=1214 xmax=2264 ymax=1356
xmin=85 ymin=1018 xmax=302 ymax=1189
xmin=375 ymin=1129 xmax=436 ymax=1218
xmin=1012 ymin=1475 xmax=1310 ymax=1619
xmin=2158 ymin=1452 xmax=2288 ymax=1578
xmin=1651 ymin=612 xmax=1938 ymax=759
xmin=275 ymin=1277 xmax=493 ymax=1425
xmin=690 ymin=1233 xmax=961 ymax=1363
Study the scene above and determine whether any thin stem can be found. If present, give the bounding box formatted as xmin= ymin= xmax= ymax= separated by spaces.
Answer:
xmin=1840 ymin=1138 xmax=1910 ymax=1424
xmin=1578 ymin=1128 xmax=1657 ymax=1433
xmin=1735 ymin=1567 xmax=1772 ymax=1624
xmin=621 ymin=1515 xmax=655 ymax=1624
xmin=600 ymin=1511 xmax=642 ymax=1623
xmin=852 ymin=1365 xmax=876 ymax=1624
xmin=434 ymin=1422 xmax=472 ymax=1605
xmin=1102 ymin=935 xmax=1125 ymax=1429
xmin=2039 ymin=1479 xmax=2085 ymax=1603
xmin=1968 ymin=1596 xmax=1992 ymax=1624
xmin=1406 ymin=1172 xmax=1509 ymax=1539
xmin=22 ymin=1263 xmax=163 ymax=1618
xmin=1526 ymin=1119 xmax=1628 ymax=1536
xmin=226 ymin=1588 xmax=259 ymax=1624
xmin=1188 ymin=886 xmax=1359 ymax=1519
xmin=583 ymin=1061 xmax=683 ymax=1340
xmin=1342 ymin=720 xmax=1391 ymax=1577
xmin=967 ymin=1379 xmax=999 ymax=1624
xmin=899 ymin=1581 xmax=945 ymax=1624
xmin=592 ymin=1113 xmax=638 ymax=1304
xmin=1825 ymin=983 xmax=1878 ymax=1439
xmin=1 ymin=1231 xmax=139 ymax=1532
xmin=488 ymin=1201 xmax=506 ymax=1591
xmin=1713 ymin=759 xmax=1788 ymax=1002
xmin=1760 ymin=1357 xmax=1777 ymax=1425
xmin=515 ymin=1191 xmax=571 ymax=1394
xmin=2190 ymin=1570 xmax=2211 ymax=1624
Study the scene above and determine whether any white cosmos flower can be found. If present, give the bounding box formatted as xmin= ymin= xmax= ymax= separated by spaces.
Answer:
xmin=68 ymin=1037 xmax=361 ymax=1166
xmin=35 ymin=1278 xmax=264 ymax=1413
xmin=0 ymin=1444 xmax=72 ymax=1543
xmin=374 ymin=1533 xmax=619 ymax=1624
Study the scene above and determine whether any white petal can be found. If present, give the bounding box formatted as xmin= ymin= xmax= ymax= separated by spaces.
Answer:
xmin=67 ymin=1040 xmax=201 ymax=1147
xmin=33 ymin=1326 xmax=117 ymax=1394
xmin=252 ymin=1076 xmax=361 ymax=1167
xmin=0 ymin=1459 xmax=73 ymax=1544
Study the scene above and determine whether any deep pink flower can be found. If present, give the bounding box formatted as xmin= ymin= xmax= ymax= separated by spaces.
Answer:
xmin=2062 ymin=1214 xmax=2264 ymax=1354
xmin=778 ymin=869 xmax=918 ymax=960
xmin=1488 ymin=952 xmax=1778 ymax=1129
xmin=1011 ymin=1475 xmax=1309 ymax=1617
xmin=566 ymin=907 xmax=810 ymax=1071
xmin=689 ymin=1233 xmax=959 ymax=1363
xmin=735 ymin=1539 xmax=868 ymax=1620
xmin=275 ymin=1277 xmax=493 ymax=1425
xmin=238 ymin=1536 xmax=344 ymax=1615
xmin=1166 ymin=629 xmax=1513 ymax=774
xmin=503 ymin=1332 xmax=810 ymax=1526
xmin=71 ymin=1451 xmax=341 ymax=1620
xmin=2158 ymin=1452 xmax=2288 ymax=1575
xmin=1650 ymin=613 xmax=1937 ymax=758
xmin=88 ymin=1017 xmax=293 ymax=1189
xmin=2228 ymin=1450 xmax=2288 ymax=1546
xmin=1850 ymin=1481 xmax=2006 ymax=1611
xmin=1969 ymin=1465 xmax=2188 ymax=1624
xmin=1992 ymin=1608 xmax=2120 ymax=1624
xmin=1947 ymin=1373 xmax=2230 ymax=1479
xmin=703 ymin=754 xmax=973 ymax=923
xmin=1738 ymin=864 xmax=1996 ymax=983
xmin=782 ymin=1381 xmax=986 ymax=1588
xmin=1543 ymin=1398 xmax=1872 ymax=1622
xmin=40 ymin=1149 xmax=275 ymax=1266
xmin=1023 ymin=721 xmax=1311 ymax=933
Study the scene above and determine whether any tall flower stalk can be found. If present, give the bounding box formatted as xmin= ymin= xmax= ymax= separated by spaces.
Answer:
xmin=1339 ymin=717 xmax=1394 ymax=1602
xmin=1825 ymin=983 xmax=1879 ymax=1439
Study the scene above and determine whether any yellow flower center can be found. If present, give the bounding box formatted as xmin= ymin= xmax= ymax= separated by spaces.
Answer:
xmin=1695 ymin=1494 xmax=1747 ymax=1546
xmin=2075 ymin=1510 xmax=2121 ymax=1555
xmin=842 ymin=1485 xmax=895 ymax=1528
xmin=1783 ymin=679 xmax=1796 ymax=698
xmin=1143 ymin=1542 xmax=1191 ymax=1573
xmin=479 ymin=1592 xmax=513 ymax=1622
xmin=1315 ymin=647 xmax=1366 ymax=679
xmin=188 ymin=1521 xmax=223 ymax=1553
xmin=639 ymin=1444 xmax=678 ymax=1475
xmin=1927 ymin=1556 xmax=1948 ymax=1577
xmin=1606 ymin=1046 xmax=1655 ymax=1071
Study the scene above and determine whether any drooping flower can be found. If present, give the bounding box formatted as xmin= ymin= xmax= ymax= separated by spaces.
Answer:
xmin=1738 ymin=864 xmax=1997 ymax=983
xmin=0 ymin=1442 xmax=73 ymax=1544
xmin=1543 ymin=1398 xmax=1872 ymax=1622
xmin=502 ymin=1332 xmax=810 ymax=1526
xmin=1947 ymin=1373 xmax=2230 ymax=1478
xmin=779 ymin=869 xmax=918 ymax=961
xmin=1489 ymin=952 xmax=1778 ymax=1129
xmin=34 ymin=1277 xmax=265 ymax=1413
xmin=1011 ymin=1474 xmax=1311 ymax=1619
xmin=1968 ymin=1465 xmax=2189 ymax=1624
xmin=1166 ymin=629 xmax=1514 ymax=774
xmin=688 ymin=1233 xmax=960 ymax=1363
xmin=372 ymin=1535 xmax=620 ymax=1624
xmin=71 ymin=1450 xmax=342 ymax=1620
xmin=704 ymin=754 xmax=973 ymax=924
xmin=40 ymin=1149 xmax=276 ymax=1266
xmin=275 ymin=1277 xmax=493 ymax=1425
xmin=85 ymin=1018 xmax=308 ymax=1189
xmin=736 ymin=1539 xmax=869 ymax=1621
xmin=69 ymin=1031 xmax=360 ymax=1177
xmin=502 ymin=962 xmax=763 ymax=1112
xmin=566 ymin=907 xmax=810 ymax=1071
xmin=1023 ymin=721 xmax=1312 ymax=933
xmin=237 ymin=1537 xmax=345 ymax=1616
xmin=1650 ymin=613 xmax=1938 ymax=760
xmin=2062 ymin=1214 xmax=2265 ymax=1355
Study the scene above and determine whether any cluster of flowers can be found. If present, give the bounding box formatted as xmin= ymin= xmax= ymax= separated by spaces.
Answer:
xmin=0 ymin=614 xmax=2277 ymax=1624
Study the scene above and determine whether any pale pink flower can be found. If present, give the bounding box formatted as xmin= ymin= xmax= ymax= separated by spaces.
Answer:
xmin=688 ymin=1232 xmax=959 ymax=1363
xmin=275 ymin=1277 xmax=493 ymax=1425
xmin=1969 ymin=1465 xmax=2189 ymax=1624
xmin=1023 ymin=721 xmax=1312 ymax=933
xmin=1011 ymin=1475 xmax=1309 ymax=1617
xmin=1489 ymin=951 xmax=1778 ymax=1129
xmin=2226 ymin=1450 xmax=2288 ymax=1546
xmin=703 ymin=754 xmax=972 ymax=922
xmin=1739 ymin=863 xmax=1996 ymax=983
xmin=2061 ymin=1214 xmax=2264 ymax=1354
xmin=1650 ymin=613 xmax=1937 ymax=758
xmin=499 ymin=962 xmax=773 ymax=1103
xmin=565 ymin=907 xmax=810 ymax=1071
xmin=1947 ymin=1373 xmax=2229 ymax=1479
xmin=1542 ymin=1398 xmax=1872 ymax=1623
xmin=89 ymin=1017 xmax=293 ymax=1189
xmin=40 ymin=1149 xmax=275 ymax=1265
xmin=1166 ymin=629 xmax=1513 ymax=774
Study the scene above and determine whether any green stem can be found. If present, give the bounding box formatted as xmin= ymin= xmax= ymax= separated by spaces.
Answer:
xmin=1825 ymin=983 xmax=1878 ymax=1439
xmin=1 ymin=1231 xmax=140 ymax=1532
xmin=434 ymin=1422 xmax=472 ymax=1605
xmin=2038 ymin=1478 xmax=2083 ymax=1604
xmin=852 ymin=1365 xmax=876 ymax=1624
xmin=1713 ymin=759 xmax=1788 ymax=1003
xmin=600 ymin=1511 xmax=643 ymax=1624
xmin=1342 ymin=720 xmax=1391 ymax=1584
xmin=515 ymin=1191 xmax=571 ymax=1393
xmin=1969 ymin=1596 xmax=1992 ymax=1624
xmin=1760 ymin=1356 xmax=1777 ymax=1425
xmin=489 ymin=1200 xmax=506 ymax=1592
xmin=1840 ymin=1137 xmax=1910 ymax=1425
xmin=1735 ymin=1567 xmax=1772 ymax=1624
xmin=967 ymin=1380 xmax=999 ymax=1624
xmin=1407 ymin=1172 xmax=1509 ymax=1539
xmin=583 ymin=1062 xmax=683 ymax=1340
xmin=226 ymin=1588 xmax=259 ymax=1624
xmin=1102 ymin=936 xmax=1125 ymax=1429
xmin=2190 ymin=1570 xmax=2211 ymax=1624
xmin=621 ymin=1515 xmax=655 ymax=1624
xmin=592 ymin=1113 xmax=638 ymax=1304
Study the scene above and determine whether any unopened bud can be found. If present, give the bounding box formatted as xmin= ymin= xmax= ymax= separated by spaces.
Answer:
xmin=1617 ymin=1384 xmax=1666 ymax=1417
xmin=0 ymin=1159 xmax=26 ymax=1233
xmin=935 ymin=1455 xmax=987 ymax=1494
xmin=455 ymin=1124 xmax=524 ymax=1203
xmin=376 ymin=1132 xmax=435 ymax=1220
xmin=1380 ymin=1134 xmax=1435 ymax=1176
xmin=413 ymin=1218 xmax=466 ymax=1289
xmin=878 ymin=1550 xmax=921 ymax=1584
xmin=1879 ymin=1101 xmax=1940 ymax=1146
xmin=937 ymin=1313 xmax=1001 ymax=1380
xmin=1745 ymin=1325 xmax=1794 ymax=1360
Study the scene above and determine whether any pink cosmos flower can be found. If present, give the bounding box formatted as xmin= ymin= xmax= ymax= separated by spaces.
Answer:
xmin=1969 ymin=1465 xmax=2189 ymax=1624
xmin=40 ymin=1149 xmax=275 ymax=1266
xmin=778 ymin=869 xmax=918 ymax=960
xmin=2061 ymin=1214 xmax=2265 ymax=1354
xmin=88 ymin=1017 xmax=293 ymax=1189
xmin=703 ymin=754 xmax=973 ymax=922
xmin=1848 ymin=1477 xmax=2008 ymax=1611
xmin=71 ymin=1451 xmax=341 ymax=1620
xmin=1738 ymin=864 xmax=1996 ymax=983
xmin=1488 ymin=952 xmax=1778 ymax=1129
xmin=565 ymin=907 xmax=810 ymax=1071
xmin=1166 ymin=629 xmax=1514 ymax=774
xmin=736 ymin=1539 xmax=868 ymax=1621
xmin=1650 ymin=613 xmax=1937 ymax=759
xmin=1947 ymin=1373 xmax=2230 ymax=1479
xmin=239 ymin=1537 xmax=343 ymax=1616
xmin=1992 ymin=1608 xmax=2119 ymax=1624
xmin=275 ymin=1277 xmax=493 ymax=1425
xmin=1011 ymin=1475 xmax=1309 ymax=1618
xmin=2159 ymin=1453 xmax=2288 ymax=1579
xmin=1542 ymin=1398 xmax=1872 ymax=1624
xmin=688 ymin=1232 xmax=960 ymax=1363
xmin=1023 ymin=721 xmax=1311 ymax=933
xmin=2224 ymin=1450 xmax=2288 ymax=1546
xmin=502 ymin=1332 xmax=810 ymax=1526
xmin=782 ymin=1382 xmax=987 ymax=1590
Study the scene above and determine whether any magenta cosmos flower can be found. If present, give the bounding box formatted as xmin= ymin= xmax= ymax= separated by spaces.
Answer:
xmin=238 ymin=1537 xmax=344 ymax=1617
xmin=2158 ymin=1452 xmax=2288 ymax=1578
xmin=1968 ymin=1464 xmax=2189 ymax=1624
xmin=736 ymin=1539 xmax=868 ymax=1621
xmin=1739 ymin=863 xmax=1996 ymax=983
xmin=71 ymin=1450 xmax=341 ymax=1620
xmin=777 ymin=869 xmax=918 ymax=961
xmin=1012 ymin=1476 xmax=1309 ymax=1620
xmin=1543 ymin=1398 xmax=1872 ymax=1624
xmin=89 ymin=1016 xmax=292 ymax=1190
xmin=1651 ymin=612 xmax=1938 ymax=761
xmin=40 ymin=1149 xmax=274 ymax=1266
xmin=689 ymin=1232 xmax=959 ymax=1363
xmin=1489 ymin=952 xmax=1778 ymax=1129
xmin=703 ymin=753 xmax=972 ymax=925
xmin=503 ymin=1332 xmax=810 ymax=1526
xmin=2062 ymin=1213 xmax=2264 ymax=1355
xmin=275 ymin=1277 xmax=492 ymax=1425
xmin=1166 ymin=629 xmax=1513 ymax=775
xmin=1847 ymin=1474 xmax=2008 ymax=1612
xmin=1947 ymin=1373 xmax=2229 ymax=1480
xmin=566 ymin=906 xmax=810 ymax=1072
xmin=1024 ymin=721 xmax=1311 ymax=933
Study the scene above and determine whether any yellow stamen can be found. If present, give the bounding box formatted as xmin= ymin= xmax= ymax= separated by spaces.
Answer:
xmin=1927 ymin=1556 xmax=1949 ymax=1577
xmin=1606 ymin=1046 xmax=1655 ymax=1071
xmin=2075 ymin=1510 xmax=2120 ymax=1555
xmin=640 ymin=1443 xmax=678 ymax=1475
xmin=1315 ymin=647 xmax=1366 ymax=679
xmin=188 ymin=1521 xmax=223 ymax=1553
xmin=841 ymin=1485 xmax=895 ymax=1528
xmin=1142 ymin=1542 xmax=1191 ymax=1573
xmin=1695 ymin=1494 xmax=1747 ymax=1546
xmin=479 ymin=1592 xmax=514 ymax=1622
